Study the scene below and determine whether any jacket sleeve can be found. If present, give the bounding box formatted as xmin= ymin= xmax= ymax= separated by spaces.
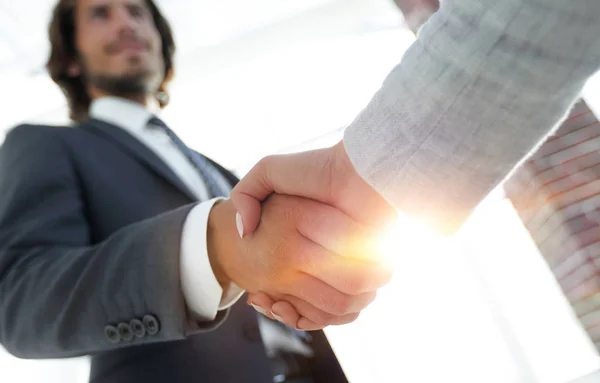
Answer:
xmin=343 ymin=0 xmax=600 ymax=234
xmin=0 ymin=125 xmax=227 ymax=359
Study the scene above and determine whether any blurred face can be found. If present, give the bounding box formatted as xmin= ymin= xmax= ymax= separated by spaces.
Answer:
xmin=71 ymin=0 xmax=164 ymax=101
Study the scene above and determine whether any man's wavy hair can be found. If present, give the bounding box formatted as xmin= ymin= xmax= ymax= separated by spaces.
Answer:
xmin=46 ymin=0 xmax=176 ymax=122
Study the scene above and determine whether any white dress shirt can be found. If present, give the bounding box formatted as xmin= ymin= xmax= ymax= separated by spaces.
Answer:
xmin=90 ymin=96 xmax=244 ymax=322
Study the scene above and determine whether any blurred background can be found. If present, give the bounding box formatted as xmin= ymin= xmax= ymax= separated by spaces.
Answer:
xmin=2 ymin=0 xmax=600 ymax=382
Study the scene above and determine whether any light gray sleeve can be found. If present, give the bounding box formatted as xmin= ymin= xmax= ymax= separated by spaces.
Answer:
xmin=343 ymin=0 xmax=600 ymax=234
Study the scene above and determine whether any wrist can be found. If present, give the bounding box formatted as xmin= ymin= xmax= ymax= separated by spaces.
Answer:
xmin=207 ymin=199 xmax=237 ymax=287
xmin=331 ymin=140 xmax=397 ymax=230
xmin=330 ymin=139 xmax=369 ymax=195
xmin=332 ymin=140 xmax=358 ymax=178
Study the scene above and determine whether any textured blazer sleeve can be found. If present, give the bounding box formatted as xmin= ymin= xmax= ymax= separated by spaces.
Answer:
xmin=0 ymin=125 xmax=227 ymax=359
xmin=343 ymin=0 xmax=600 ymax=234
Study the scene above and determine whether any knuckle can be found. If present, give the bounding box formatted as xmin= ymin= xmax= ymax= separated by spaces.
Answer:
xmin=330 ymin=292 xmax=375 ymax=316
xmin=259 ymin=154 xmax=275 ymax=169
xmin=329 ymin=294 xmax=354 ymax=316
xmin=362 ymin=291 xmax=378 ymax=307
xmin=312 ymin=312 xmax=335 ymax=327
xmin=342 ymin=273 xmax=374 ymax=296
xmin=336 ymin=312 xmax=360 ymax=325
xmin=251 ymin=156 xmax=272 ymax=182
xmin=348 ymin=312 xmax=361 ymax=323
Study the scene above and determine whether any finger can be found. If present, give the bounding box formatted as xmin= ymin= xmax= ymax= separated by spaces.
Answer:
xmin=296 ymin=312 xmax=360 ymax=331
xmin=247 ymin=292 xmax=276 ymax=320
xmin=230 ymin=181 xmax=264 ymax=238
xmin=290 ymin=235 xmax=393 ymax=295
xmin=301 ymin=252 xmax=393 ymax=296
xmin=230 ymin=149 xmax=336 ymax=236
xmin=281 ymin=294 xmax=361 ymax=329
xmin=294 ymin=200 xmax=385 ymax=262
xmin=270 ymin=301 xmax=300 ymax=328
xmin=284 ymin=274 xmax=377 ymax=316
xmin=295 ymin=318 xmax=321 ymax=332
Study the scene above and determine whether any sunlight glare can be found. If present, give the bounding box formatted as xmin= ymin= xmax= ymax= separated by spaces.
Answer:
xmin=377 ymin=212 xmax=455 ymax=268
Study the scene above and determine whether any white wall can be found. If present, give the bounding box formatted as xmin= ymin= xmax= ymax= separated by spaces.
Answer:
xmin=570 ymin=370 xmax=600 ymax=383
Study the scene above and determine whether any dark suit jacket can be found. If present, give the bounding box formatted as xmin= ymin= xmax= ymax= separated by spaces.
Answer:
xmin=0 ymin=118 xmax=346 ymax=383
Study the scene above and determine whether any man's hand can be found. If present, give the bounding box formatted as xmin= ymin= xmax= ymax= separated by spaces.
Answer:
xmin=207 ymin=195 xmax=392 ymax=330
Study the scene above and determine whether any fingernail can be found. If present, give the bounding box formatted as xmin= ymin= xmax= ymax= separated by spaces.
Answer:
xmin=250 ymin=303 xmax=269 ymax=317
xmin=236 ymin=212 xmax=244 ymax=238
xmin=272 ymin=313 xmax=284 ymax=323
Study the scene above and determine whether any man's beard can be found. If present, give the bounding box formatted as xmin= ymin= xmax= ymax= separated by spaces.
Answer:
xmin=76 ymin=52 xmax=164 ymax=100
xmin=86 ymin=70 xmax=153 ymax=98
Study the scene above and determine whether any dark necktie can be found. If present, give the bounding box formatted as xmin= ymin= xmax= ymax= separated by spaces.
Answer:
xmin=148 ymin=117 xmax=231 ymax=199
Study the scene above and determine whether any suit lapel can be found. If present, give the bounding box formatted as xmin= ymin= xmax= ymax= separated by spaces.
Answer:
xmin=203 ymin=155 xmax=240 ymax=187
xmin=83 ymin=118 xmax=198 ymax=201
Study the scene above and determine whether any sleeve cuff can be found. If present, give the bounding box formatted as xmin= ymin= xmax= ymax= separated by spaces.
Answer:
xmin=180 ymin=198 xmax=245 ymax=322
xmin=219 ymin=283 xmax=246 ymax=310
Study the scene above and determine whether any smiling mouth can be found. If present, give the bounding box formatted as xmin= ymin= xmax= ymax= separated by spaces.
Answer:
xmin=107 ymin=40 xmax=149 ymax=55
xmin=117 ymin=46 xmax=146 ymax=54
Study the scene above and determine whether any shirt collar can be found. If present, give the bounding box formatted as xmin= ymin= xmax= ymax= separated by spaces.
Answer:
xmin=89 ymin=96 xmax=155 ymax=132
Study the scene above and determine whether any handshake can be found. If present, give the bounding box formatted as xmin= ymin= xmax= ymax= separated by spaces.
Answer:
xmin=206 ymin=141 xmax=397 ymax=331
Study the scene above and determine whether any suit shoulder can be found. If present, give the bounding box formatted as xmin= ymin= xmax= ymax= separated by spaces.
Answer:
xmin=6 ymin=123 xmax=72 ymax=138
xmin=1 ymin=124 xmax=80 ymax=161
xmin=4 ymin=123 xmax=79 ymax=146
xmin=7 ymin=123 xmax=73 ymax=135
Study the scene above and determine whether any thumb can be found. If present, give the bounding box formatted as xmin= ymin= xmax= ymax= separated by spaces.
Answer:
xmin=230 ymin=185 xmax=263 ymax=238
xmin=230 ymin=157 xmax=273 ymax=237
xmin=230 ymin=149 xmax=337 ymax=236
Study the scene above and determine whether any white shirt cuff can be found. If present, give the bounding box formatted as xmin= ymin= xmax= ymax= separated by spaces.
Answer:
xmin=180 ymin=198 xmax=245 ymax=321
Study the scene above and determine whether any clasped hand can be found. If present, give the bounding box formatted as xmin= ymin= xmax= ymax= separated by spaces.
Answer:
xmin=209 ymin=141 xmax=396 ymax=330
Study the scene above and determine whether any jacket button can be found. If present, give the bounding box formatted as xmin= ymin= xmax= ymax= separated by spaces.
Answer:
xmin=117 ymin=322 xmax=133 ymax=341
xmin=130 ymin=319 xmax=146 ymax=338
xmin=104 ymin=325 xmax=121 ymax=344
xmin=143 ymin=315 xmax=160 ymax=336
